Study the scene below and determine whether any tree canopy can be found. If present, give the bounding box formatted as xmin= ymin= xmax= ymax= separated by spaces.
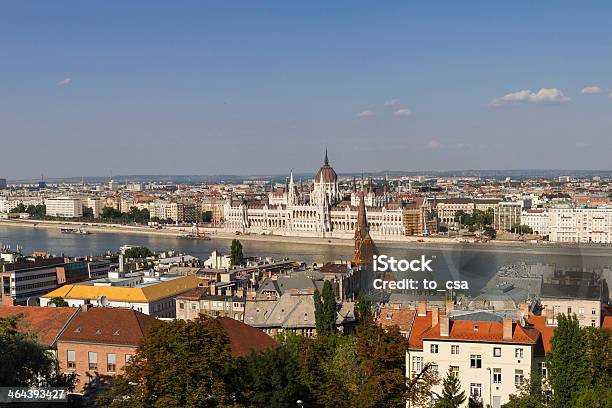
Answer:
xmin=123 ymin=246 xmax=153 ymax=259
xmin=0 ymin=316 xmax=75 ymax=389
xmin=230 ymin=239 xmax=244 ymax=266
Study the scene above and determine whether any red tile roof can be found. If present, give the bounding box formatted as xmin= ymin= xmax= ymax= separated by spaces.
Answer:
xmin=408 ymin=312 xmax=434 ymax=350
xmin=58 ymin=307 xmax=161 ymax=346
xmin=422 ymin=320 xmax=539 ymax=345
xmin=217 ymin=317 xmax=278 ymax=357
xmin=377 ymin=307 xmax=416 ymax=333
xmin=602 ymin=316 xmax=612 ymax=330
xmin=527 ymin=314 xmax=555 ymax=353
xmin=0 ymin=306 xmax=78 ymax=347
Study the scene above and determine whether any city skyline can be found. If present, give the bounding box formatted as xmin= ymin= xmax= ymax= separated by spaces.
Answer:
xmin=2 ymin=2 xmax=612 ymax=179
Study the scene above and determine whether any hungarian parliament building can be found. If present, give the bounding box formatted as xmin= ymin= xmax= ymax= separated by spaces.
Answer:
xmin=223 ymin=151 xmax=405 ymax=239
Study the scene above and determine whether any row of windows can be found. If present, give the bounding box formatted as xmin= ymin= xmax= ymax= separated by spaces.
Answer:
xmin=429 ymin=344 xmax=524 ymax=359
xmin=67 ymin=350 xmax=132 ymax=373
xmin=14 ymin=272 xmax=57 ymax=283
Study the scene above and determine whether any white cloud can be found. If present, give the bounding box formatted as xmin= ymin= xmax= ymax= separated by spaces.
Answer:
xmin=581 ymin=86 xmax=602 ymax=94
xmin=357 ymin=110 xmax=376 ymax=118
xmin=490 ymin=88 xmax=570 ymax=107
xmin=57 ymin=78 xmax=72 ymax=86
xmin=384 ymin=99 xmax=400 ymax=106
xmin=394 ymin=108 xmax=413 ymax=117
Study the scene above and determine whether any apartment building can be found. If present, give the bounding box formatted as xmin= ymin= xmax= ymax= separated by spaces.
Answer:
xmin=56 ymin=306 xmax=160 ymax=390
xmin=406 ymin=308 xmax=540 ymax=408
xmin=1 ymin=256 xmax=66 ymax=306
xmin=150 ymin=201 xmax=197 ymax=223
xmin=40 ymin=273 xmax=202 ymax=318
xmin=548 ymin=204 xmax=612 ymax=243
xmin=45 ymin=197 xmax=83 ymax=218
xmin=82 ymin=197 xmax=103 ymax=218
xmin=0 ymin=196 xmax=44 ymax=213
xmin=435 ymin=198 xmax=474 ymax=224
xmin=176 ymin=286 xmax=246 ymax=321
xmin=521 ymin=209 xmax=549 ymax=236
xmin=494 ymin=201 xmax=523 ymax=231
xmin=0 ymin=178 xmax=6 ymax=189
xmin=540 ymin=281 xmax=605 ymax=328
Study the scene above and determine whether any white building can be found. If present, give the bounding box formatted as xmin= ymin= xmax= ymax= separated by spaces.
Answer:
xmin=0 ymin=197 xmax=44 ymax=213
xmin=45 ymin=197 xmax=83 ymax=218
xmin=40 ymin=272 xmax=201 ymax=318
xmin=407 ymin=309 xmax=540 ymax=408
xmin=224 ymin=151 xmax=404 ymax=239
xmin=520 ymin=209 xmax=549 ymax=236
xmin=548 ymin=204 xmax=612 ymax=243
xmin=82 ymin=197 xmax=103 ymax=218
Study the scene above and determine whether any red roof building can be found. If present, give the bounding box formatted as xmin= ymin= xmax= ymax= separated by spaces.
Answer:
xmin=0 ymin=305 xmax=78 ymax=347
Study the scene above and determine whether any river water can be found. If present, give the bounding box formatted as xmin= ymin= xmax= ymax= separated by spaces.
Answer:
xmin=2 ymin=225 xmax=611 ymax=294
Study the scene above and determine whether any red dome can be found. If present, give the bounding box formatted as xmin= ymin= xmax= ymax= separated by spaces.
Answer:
xmin=314 ymin=149 xmax=338 ymax=183
xmin=315 ymin=164 xmax=338 ymax=183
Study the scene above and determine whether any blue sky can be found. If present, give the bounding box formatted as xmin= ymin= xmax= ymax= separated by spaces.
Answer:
xmin=1 ymin=1 xmax=612 ymax=179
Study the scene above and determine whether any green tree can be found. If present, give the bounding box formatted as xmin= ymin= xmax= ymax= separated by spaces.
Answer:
xmin=97 ymin=317 xmax=233 ymax=408
xmin=571 ymin=386 xmax=612 ymax=408
xmin=48 ymin=297 xmax=69 ymax=307
xmin=314 ymin=280 xmax=337 ymax=336
xmin=123 ymin=246 xmax=153 ymax=259
xmin=101 ymin=207 xmax=123 ymax=219
xmin=230 ymin=239 xmax=244 ymax=266
xmin=468 ymin=396 xmax=484 ymax=408
xmin=582 ymin=326 xmax=612 ymax=389
xmin=434 ymin=368 xmax=466 ymax=408
xmin=547 ymin=314 xmax=590 ymax=408
xmin=229 ymin=344 xmax=311 ymax=407
xmin=354 ymin=294 xmax=372 ymax=323
xmin=0 ymin=316 xmax=76 ymax=388
xmin=503 ymin=374 xmax=547 ymax=408
xmin=10 ymin=203 xmax=27 ymax=213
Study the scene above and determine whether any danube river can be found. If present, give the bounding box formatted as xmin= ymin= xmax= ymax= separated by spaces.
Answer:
xmin=2 ymin=225 xmax=611 ymax=294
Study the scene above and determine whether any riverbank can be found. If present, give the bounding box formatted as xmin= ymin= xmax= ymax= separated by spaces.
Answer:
xmin=2 ymin=219 xmax=612 ymax=257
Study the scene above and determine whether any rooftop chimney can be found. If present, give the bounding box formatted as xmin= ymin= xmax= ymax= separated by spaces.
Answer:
xmin=432 ymin=306 xmax=439 ymax=327
xmin=445 ymin=300 xmax=454 ymax=314
xmin=417 ymin=300 xmax=427 ymax=316
xmin=503 ymin=318 xmax=513 ymax=340
xmin=440 ymin=315 xmax=449 ymax=337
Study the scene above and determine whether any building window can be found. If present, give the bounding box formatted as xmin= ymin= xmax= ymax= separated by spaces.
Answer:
xmin=515 ymin=369 xmax=524 ymax=386
xmin=67 ymin=350 xmax=76 ymax=369
xmin=430 ymin=344 xmax=439 ymax=354
xmin=179 ymin=302 xmax=184 ymax=309
xmin=567 ymin=307 xmax=572 ymax=314
xmin=493 ymin=368 xmax=502 ymax=384
xmin=493 ymin=347 xmax=501 ymax=357
xmin=88 ymin=352 xmax=98 ymax=370
xmin=470 ymin=355 xmax=482 ymax=369
xmin=591 ymin=320 xmax=596 ymax=327
xmin=125 ymin=354 xmax=132 ymax=364
xmin=450 ymin=366 xmax=459 ymax=377
xmin=539 ymin=362 xmax=547 ymax=379
xmin=412 ymin=356 xmax=424 ymax=377
xmin=591 ymin=308 xmax=597 ymax=315
xmin=107 ymin=353 xmax=116 ymax=372
xmin=470 ymin=383 xmax=482 ymax=398
xmin=451 ymin=345 xmax=459 ymax=355
xmin=579 ymin=307 xmax=585 ymax=315
xmin=515 ymin=348 xmax=524 ymax=359
xmin=430 ymin=363 xmax=439 ymax=374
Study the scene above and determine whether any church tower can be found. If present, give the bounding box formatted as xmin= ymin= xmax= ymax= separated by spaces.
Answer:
xmin=353 ymin=190 xmax=378 ymax=269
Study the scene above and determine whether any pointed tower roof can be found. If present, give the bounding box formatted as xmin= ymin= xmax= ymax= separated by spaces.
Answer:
xmin=353 ymin=190 xmax=378 ymax=267
xmin=314 ymin=149 xmax=337 ymax=183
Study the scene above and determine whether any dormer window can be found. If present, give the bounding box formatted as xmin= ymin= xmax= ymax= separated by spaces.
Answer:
xmin=74 ymin=327 xmax=81 ymax=333
xmin=95 ymin=329 xmax=102 ymax=335
xmin=113 ymin=329 xmax=120 ymax=336
xmin=473 ymin=325 xmax=479 ymax=332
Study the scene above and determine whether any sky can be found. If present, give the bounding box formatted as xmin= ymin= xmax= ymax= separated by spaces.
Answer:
xmin=1 ymin=1 xmax=612 ymax=179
